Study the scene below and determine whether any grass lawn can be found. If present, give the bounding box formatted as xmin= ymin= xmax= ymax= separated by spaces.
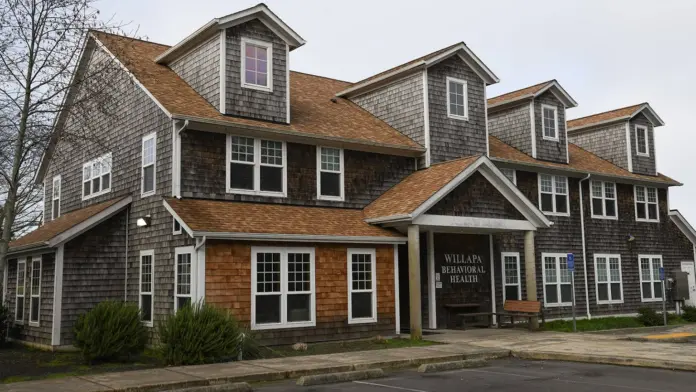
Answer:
xmin=258 ymin=338 xmax=438 ymax=358
xmin=542 ymin=315 xmax=691 ymax=332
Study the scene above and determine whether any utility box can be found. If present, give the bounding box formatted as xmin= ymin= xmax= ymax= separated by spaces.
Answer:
xmin=671 ymin=270 xmax=690 ymax=301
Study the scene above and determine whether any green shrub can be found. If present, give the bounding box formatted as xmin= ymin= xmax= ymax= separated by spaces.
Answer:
xmin=158 ymin=303 xmax=256 ymax=366
xmin=637 ymin=307 xmax=663 ymax=326
xmin=73 ymin=301 xmax=148 ymax=362
xmin=683 ymin=306 xmax=696 ymax=322
xmin=0 ymin=302 xmax=9 ymax=348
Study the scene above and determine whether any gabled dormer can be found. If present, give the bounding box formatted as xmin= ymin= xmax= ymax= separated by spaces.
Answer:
xmin=156 ymin=4 xmax=305 ymax=124
xmin=487 ymin=80 xmax=577 ymax=164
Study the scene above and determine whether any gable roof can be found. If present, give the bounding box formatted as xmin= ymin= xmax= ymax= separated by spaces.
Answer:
xmin=487 ymin=80 xmax=578 ymax=109
xmin=567 ymin=103 xmax=665 ymax=131
xmin=669 ymin=210 xmax=696 ymax=246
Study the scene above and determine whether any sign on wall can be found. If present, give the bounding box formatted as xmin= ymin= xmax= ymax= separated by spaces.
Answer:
xmin=440 ymin=253 xmax=486 ymax=284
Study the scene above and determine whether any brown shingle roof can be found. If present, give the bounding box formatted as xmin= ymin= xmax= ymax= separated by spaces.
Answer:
xmin=165 ymin=198 xmax=403 ymax=239
xmin=487 ymin=80 xmax=553 ymax=107
xmin=364 ymin=156 xmax=481 ymax=219
xmin=92 ymin=31 xmax=422 ymax=153
xmin=9 ymin=197 xmax=129 ymax=250
xmin=489 ymin=136 xmax=679 ymax=185
xmin=567 ymin=104 xmax=643 ymax=130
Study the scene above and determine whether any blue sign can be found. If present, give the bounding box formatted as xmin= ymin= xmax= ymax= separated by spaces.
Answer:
xmin=567 ymin=253 xmax=575 ymax=271
xmin=659 ymin=267 xmax=665 ymax=281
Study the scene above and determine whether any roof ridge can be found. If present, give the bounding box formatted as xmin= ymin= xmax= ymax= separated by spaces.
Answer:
xmin=568 ymin=103 xmax=645 ymax=123
xmin=488 ymin=79 xmax=555 ymax=101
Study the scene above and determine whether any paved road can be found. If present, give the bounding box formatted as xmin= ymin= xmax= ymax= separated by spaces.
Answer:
xmin=257 ymin=359 xmax=696 ymax=392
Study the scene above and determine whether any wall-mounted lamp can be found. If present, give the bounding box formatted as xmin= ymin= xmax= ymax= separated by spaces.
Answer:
xmin=136 ymin=215 xmax=152 ymax=227
xmin=627 ymin=234 xmax=635 ymax=242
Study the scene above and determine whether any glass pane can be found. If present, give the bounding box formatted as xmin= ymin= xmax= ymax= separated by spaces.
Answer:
xmin=609 ymin=258 xmax=620 ymax=282
xmin=592 ymin=198 xmax=603 ymax=215
xmin=141 ymin=255 xmax=152 ymax=293
xmin=141 ymin=294 xmax=152 ymax=322
xmin=287 ymin=294 xmax=311 ymax=322
xmin=176 ymin=253 xmax=191 ymax=295
xmin=640 ymin=258 xmax=651 ymax=280
xmin=255 ymin=295 xmax=281 ymax=324
xmin=230 ymin=163 xmax=254 ymax=190
xmin=610 ymin=283 xmax=621 ymax=301
xmin=84 ymin=181 xmax=91 ymax=196
xmin=260 ymin=140 xmax=283 ymax=165
xmin=540 ymin=175 xmax=553 ymax=193
xmin=92 ymin=177 xmax=101 ymax=193
xmin=598 ymin=283 xmax=608 ymax=301
xmin=541 ymin=194 xmax=553 ymax=212
xmin=555 ymin=194 xmax=568 ymax=213
xmin=351 ymin=292 xmax=373 ymax=319
xmin=642 ymin=282 xmax=652 ymax=299
xmin=257 ymin=253 xmax=281 ymax=293
xmin=637 ymin=202 xmax=647 ymax=219
xmin=143 ymin=165 xmax=154 ymax=193
xmin=604 ymin=182 xmax=615 ymax=199
xmin=287 ymin=253 xmax=311 ymax=292
xmin=560 ymin=284 xmax=572 ymax=303
xmin=591 ymin=181 xmax=603 ymax=198
xmin=596 ymin=257 xmax=607 ymax=282
xmin=504 ymin=256 xmax=518 ymax=284
xmin=102 ymin=173 xmax=110 ymax=190
xmin=30 ymin=298 xmax=39 ymax=322
xmin=648 ymin=204 xmax=658 ymax=220
xmin=654 ymin=282 xmax=663 ymax=299
xmin=230 ymin=136 xmax=255 ymax=162
xmin=352 ymin=253 xmax=373 ymax=291
xmin=16 ymin=300 xmax=24 ymax=320
xmin=320 ymin=172 xmax=341 ymax=197
xmin=177 ymin=297 xmax=191 ymax=310
xmin=52 ymin=200 xmax=60 ymax=219
xmin=636 ymin=186 xmax=646 ymax=202
xmin=647 ymin=188 xmax=657 ymax=203
xmin=544 ymin=257 xmax=556 ymax=283
xmin=257 ymin=73 xmax=267 ymax=87
xmin=545 ymin=285 xmax=558 ymax=304
xmin=260 ymin=166 xmax=283 ymax=192
xmin=505 ymin=285 xmax=519 ymax=301
xmin=320 ymin=147 xmax=341 ymax=171
xmin=605 ymin=200 xmax=616 ymax=217
xmin=554 ymin=176 xmax=567 ymax=194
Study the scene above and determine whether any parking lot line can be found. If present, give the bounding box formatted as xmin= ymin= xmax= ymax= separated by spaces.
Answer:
xmin=353 ymin=380 xmax=429 ymax=392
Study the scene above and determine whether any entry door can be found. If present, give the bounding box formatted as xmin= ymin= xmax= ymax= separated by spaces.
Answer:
xmin=681 ymin=261 xmax=696 ymax=307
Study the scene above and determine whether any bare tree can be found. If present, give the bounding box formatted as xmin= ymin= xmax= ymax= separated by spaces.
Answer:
xmin=0 ymin=0 xmax=134 ymax=273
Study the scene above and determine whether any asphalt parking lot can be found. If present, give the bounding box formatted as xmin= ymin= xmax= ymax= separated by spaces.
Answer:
xmin=257 ymin=358 xmax=696 ymax=392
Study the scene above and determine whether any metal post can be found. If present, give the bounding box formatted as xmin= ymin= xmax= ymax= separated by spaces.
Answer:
xmin=662 ymin=282 xmax=667 ymax=326
xmin=571 ymin=270 xmax=577 ymax=332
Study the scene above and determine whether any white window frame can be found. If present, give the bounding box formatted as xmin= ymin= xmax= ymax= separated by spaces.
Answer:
xmin=51 ymin=175 xmax=61 ymax=220
xmin=634 ymin=185 xmax=659 ymax=223
xmin=446 ymin=76 xmax=468 ymax=120
xmin=541 ymin=104 xmax=559 ymax=141
xmin=139 ymin=249 xmax=155 ymax=327
xmin=82 ymin=153 xmax=112 ymax=200
xmin=316 ymin=146 xmax=345 ymax=201
xmin=590 ymin=180 xmax=618 ymax=220
xmin=174 ymin=246 xmax=196 ymax=312
xmin=347 ymin=248 xmax=378 ymax=324
xmin=538 ymin=174 xmax=570 ymax=216
xmin=639 ymin=255 xmax=663 ymax=302
xmin=499 ymin=168 xmax=517 ymax=185
xmin=501 ymin=252 xmax=522 ymax=302
xmin=141 ymin=132 xmax=157 ymax=197
xmin=15 ymin=259 xmax=26 ymax=324
xmin=173 ymin=217 xmax=182 ymax=235
xmin=226 ymin=135 xmax=287 ymax=197
xmin=593 ymin=254 xmax=623 ymax=305
xmin=541 ymin=253 xmax=573 ymax=307
xmin=635 ymin=124 xmax=649 ymax=157
xmin=240 ymin=37 xmax=273 ymax=92
xmin=29 ymin=257 xmax=41 ymax=326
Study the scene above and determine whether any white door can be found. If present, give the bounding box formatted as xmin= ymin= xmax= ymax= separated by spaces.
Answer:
xmin=680 ymin=261 xmax=696 ymax=307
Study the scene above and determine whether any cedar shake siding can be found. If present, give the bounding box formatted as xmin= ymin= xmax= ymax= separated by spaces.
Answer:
xmin=568 ymin=122 xmax=630 ymax=172
xmin=427 ymin=56 xmax=488 ymax=163
xmin=225 ymin=19 xmax=288 ymax=123
xmin=205 ymin=241 xmax=395 ymax=345
xmin=533 ymin=91 xmax=568 ymax=163
xmin=488 ymin=103 xmax=533 ymax=156
xmin=351 ymin=73 xmax=425 ymax=146
xmin=179 ymin=130 xmax=415 ymax=208
xmin=169 ymin=34 xmax=221 ymax=111
xmin=629 ymin=113 xmax=657 ymax=176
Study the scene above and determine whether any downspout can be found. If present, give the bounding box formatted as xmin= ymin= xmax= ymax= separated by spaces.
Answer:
xmin=124 ymin=206 xmax=129 ymax=301
xmin=579 ymin=174 xmax=591 ymax=319
xmin=195 ymin=235 xmax=207 ymax=251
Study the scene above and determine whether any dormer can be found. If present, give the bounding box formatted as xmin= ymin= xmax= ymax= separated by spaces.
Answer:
xmin=567 ymin=103 xmax=665 ymax=176
xmin=156 ymin=4 xmax=305 ymax=124
xmin=487 ymin=80 xmax=577 ymax=164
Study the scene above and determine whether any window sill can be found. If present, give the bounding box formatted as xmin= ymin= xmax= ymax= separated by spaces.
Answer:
xmin=637 ymin=152 xmax=650 ymax=158
xmin=597 ymin=300 xmax=624 ymax=305
xmin=251 ymin=320 xmax=316 ymax=331
xmin=542 ymin=136 xmax=560 ymax=142
xmin=635 ymin=218 xmax=660 ymax=223
xmin=542 ymin=211 xmax=570 ymax=217
xmin=591 ymin=215 xmax=618 ymax=221
xmin=544 ymin=302 xmax=573 ymax=308
xmin=447 ymin=114 xmax=469 ymax=121
xmin=348 ymin=317 xmax=378 ymax=325
xmin=28 ymin=321 xmax=40 ymax=327
xmin=641 ymin=298 xmax=663 ymax=303
xmin=141 ymin=190 xmax=156 ymax=198
xmin=241 ymin=83 xmax=273 ymax=93
xmin=82 ymin=189 xmax=111 ymax=201
xmin=227 ymin=188 xmax=286 ymax=198
xmin=14 ymin=320 xmax=24 ymax=325
xmin=317 ymin=195 xmax=345 ymax=202
xmin=142 ymin=321 xmax=154 ymax=328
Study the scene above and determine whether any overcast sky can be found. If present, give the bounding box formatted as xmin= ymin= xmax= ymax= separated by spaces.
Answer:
xmin=98 ymin=0 xmax=696 ymax=223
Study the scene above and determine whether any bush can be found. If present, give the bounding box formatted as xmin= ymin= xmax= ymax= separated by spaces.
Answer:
xmin=158 ymin=303 xmax=257 ymax=366
xmin=637 ymin=307 xmax=663 ymax=326
xmin=683 ymin=306 xmax=696 ymax=322
xmin=0 ymin=302 xmax=9 ymax=348
xmin=73 ymin=301 xmax=148 ymax=362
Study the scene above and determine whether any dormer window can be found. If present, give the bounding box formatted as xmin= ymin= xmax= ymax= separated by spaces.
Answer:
xmin=635 ymin=125 xmax=649 ymax=156
xmin=241 ymin=38 xmax=273 ymax=92
xmin=446 ymin=77 xmax=468 ymax=120
xmin=542 ymin=104 xmax=558 ymax=141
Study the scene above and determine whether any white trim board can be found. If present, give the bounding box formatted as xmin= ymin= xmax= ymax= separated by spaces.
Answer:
xmin=48 ymin=196 xmax=133 ymax=247
xmin=51 ymin=245 xmax=64 ymax=345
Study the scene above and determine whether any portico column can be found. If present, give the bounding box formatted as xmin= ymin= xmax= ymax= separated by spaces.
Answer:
xmin=408 ymin=224 xmax=422 ymax=340
xmin=524 ymin=230 xmax=539 ymax=329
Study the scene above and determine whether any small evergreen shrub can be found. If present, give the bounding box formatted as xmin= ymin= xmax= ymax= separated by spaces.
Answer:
xmin=73 ymin=301 xmax=148 ymax=362
xmin=0 ymin=302 xmax=9 ymax=348
xmin=637 ymin=307 xmax=663 ymax=326
xmin=682 ymin=306 xmax=696 ymax=322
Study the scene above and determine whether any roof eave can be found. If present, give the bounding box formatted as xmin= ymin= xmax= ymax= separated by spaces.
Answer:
xmin=535 ymin=81 xmax=578 ymax=108
xmin=669 ymin=210 xmax=696 ymax=245
xmin=633 ymin=103 xmax=666 ymax=127
xmin=191 ymin=231 xmax=407 ymax=244
xmin=6 ymin=242 xmax=51 ymax=257
xmin=567 ymin=117 xmax=631 ymax=133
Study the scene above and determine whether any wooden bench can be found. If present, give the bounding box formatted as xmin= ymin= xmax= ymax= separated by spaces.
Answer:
xmin=443 ymin=303 xmax=493 ymax=329
xmin=495 ymin=300 xmax=544 ymax=330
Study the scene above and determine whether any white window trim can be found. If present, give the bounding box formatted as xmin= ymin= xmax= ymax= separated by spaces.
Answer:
xmin=445 ymin=76 xmax=468 ymax=120
xmin=541 ymin=104 xmax=559 ymax=141
xmin=499 ymin=168 xmax=516 ymax=185
xmin=226 ymin=135 xmax=287 ymax=198
xmin=29 ymin=258 xmax=41 ymax=326
xmin=251 ymin=246 xmax=316 ymax=330
xmin=15 ymin=259 xmax=26 ymax=324
xmin=635 ymin=124 xmax=650 ymax=157
xmin=501 ymin=252 xmax=522 ymax=302
xmin=316 ymin=146 xmax=345 ymax=201
xmin=593 ymin=254 xmax=624 ymax=305
xmin=139 ymin=249 xmax=155 ymax=327
xmin=538 ymin=174 xmax=570 ymax=217
xmin=240 ymin=37 xmax=273 ymax=92
xmin=634 ymin=185 xmax=659 ymax=223
xmin=590 ymin=181 xmax=618 ymax=220
xmin=174 ymin=246 xmax=196 ymax=312
xmin=541 ymin=253 xmax=572 ymax=307
xmin=173 ymin=217 xmax=182 ymax=235
xmin=52 ymin=175 xmax=61 ymax=220
xmin=639 ymin=254 xmax=663 ymax=302
xmin=141 ymin=132 xmax=157 ymax=197
xmin=82 ymin=153 xmax=112 ymax=201
xmin=347 ymin=248 xmax=378 ymax=324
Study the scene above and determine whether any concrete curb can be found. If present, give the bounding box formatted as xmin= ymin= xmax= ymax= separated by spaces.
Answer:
xmin=417 ymin=359 xmax=488 ymax=373
xmin=512 ymin=350 xmax=696 ymax=372
xmin=169 ymin=382 xmax=252 ymax=392
xmin=296 ymin=369 xmax=385 ymax=386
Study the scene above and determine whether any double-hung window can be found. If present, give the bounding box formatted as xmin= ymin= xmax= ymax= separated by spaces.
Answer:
xmin=15 ymin=260 xmax=26 ymax=323
xmin=241 ymin=37 xmax=272 ymax=91
xmin=29 ymin=257 xmax=41 ymax=325
xmin=141 ymin=133 xmax=156 ymax=196
xmin=174 ymin=246 xmax=195 ymax=311
xmin=251 ymin=247 xmax=315 ymax=330
xmin=635 ymin=186 xmax=659 ymax=222
xmin=639 ymin=255 xmax=663 ymax=302
xmin=501 ymin=252 xmax=521 ymax=301
xmin=539 ymin=174 xmax=569 ymax=216
xmin=590 ymin=181 xmax=617 ymax=219
xmin=139 ymin=250 xmax=154 ymax=326
xmin=635 ymin=125 xmax=649 ymax=156
xmin=446 ymin=77 xmax=468 ymax=120
xmin=594 ymin=254 xmax=623 ymax=304
xmin=499 ymin=168 xmax=516 ymax=185
xmin=227 ymin=136 xmax=286 ymax=196
xmin=542 ymin=253 xmax=572 ymax=307
xmin=541 ymin=104 xmax=559 ymax=140
xmin=52 ymin=175 xmax=61 ymax=220
xmin=317 ymin=147 xmax=344 ymax=201
xmin=348 ymin=249 xmax=377 ymax=324
xmin=82 ymin=153 xmax=112 ymax=200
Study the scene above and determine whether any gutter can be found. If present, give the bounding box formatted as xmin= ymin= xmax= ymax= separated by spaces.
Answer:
xmin=192 ymin=231 xmax=408 ymax=245
xmin=579 ymin=173 xmax=592 ymax=319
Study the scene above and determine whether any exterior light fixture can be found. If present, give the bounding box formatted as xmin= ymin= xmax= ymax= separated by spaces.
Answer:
xmin=136 ymin=215 xmax=152 ymax=227
xmin=627 ymin=234 xmax=635 ymax=242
